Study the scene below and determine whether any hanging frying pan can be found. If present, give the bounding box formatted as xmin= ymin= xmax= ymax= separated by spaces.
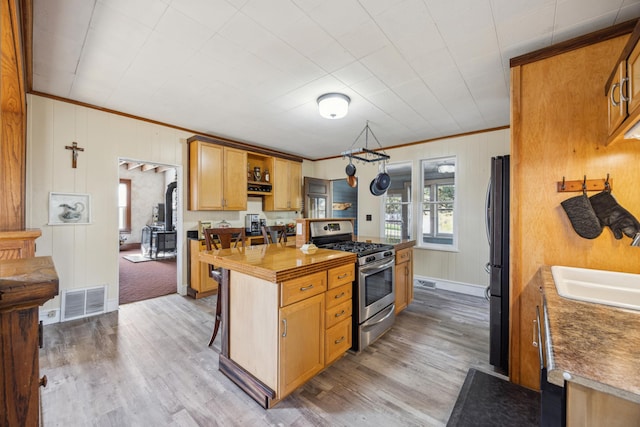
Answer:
xmin=345 ymin=157 xmax=356 ymax=177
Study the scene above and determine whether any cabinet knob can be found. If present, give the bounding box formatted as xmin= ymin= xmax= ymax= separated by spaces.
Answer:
xmin=40 ymin=375 xmax=48 ymax=388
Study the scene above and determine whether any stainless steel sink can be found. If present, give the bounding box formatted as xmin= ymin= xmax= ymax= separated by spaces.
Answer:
xmin=550 ymin=266 xmax=640 ymax=311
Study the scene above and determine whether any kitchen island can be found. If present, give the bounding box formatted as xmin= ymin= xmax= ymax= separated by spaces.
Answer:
xmin=198 ymin=243 xmax=356 ymax=408
xmin=538 ymin=266 xmax=640 ymax=425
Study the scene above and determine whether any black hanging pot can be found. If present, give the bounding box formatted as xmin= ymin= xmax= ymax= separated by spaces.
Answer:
xmin=345 ymin=158 xmax=356 ymax=177
xmin=370 ymin=179 xmax=386 ymax=196
xmin=372 ymin=163 xmax=391 ymax=194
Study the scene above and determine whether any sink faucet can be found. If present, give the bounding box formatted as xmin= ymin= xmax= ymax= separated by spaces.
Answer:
xmin=632 ymin=232 xmax=640 ymax=247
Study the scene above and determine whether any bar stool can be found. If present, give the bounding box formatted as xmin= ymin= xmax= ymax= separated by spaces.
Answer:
xmin=202 ymin=227 xmax=246 ymax=347
xmin=260 ymin=225 xmax=287 ymax=244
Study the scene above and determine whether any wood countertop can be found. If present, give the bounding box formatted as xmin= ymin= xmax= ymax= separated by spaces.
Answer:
xmin=539 ymin=265 xmax=640 ymax=403
xmin=354 ymin=236 xmax=416 ymax=251
xmin=198 ymin=243 xmax=357 ymax=283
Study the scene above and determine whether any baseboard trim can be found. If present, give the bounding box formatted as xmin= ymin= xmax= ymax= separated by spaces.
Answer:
xmin=414 ymin=275 xmax=487 ymax=298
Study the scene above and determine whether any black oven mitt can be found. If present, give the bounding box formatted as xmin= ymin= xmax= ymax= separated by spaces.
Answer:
xmin=560 ymin=193 xmax=603 ymax=239
xmin=589 ymin=191 xmax=640 ymax=239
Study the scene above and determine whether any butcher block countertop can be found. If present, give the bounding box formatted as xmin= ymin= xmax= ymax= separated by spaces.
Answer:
xmin=354 ymin=236 xmax=416 ymax=251
xmin=539 ymin=265 xmax=640 ymax=403
xmin=198 ymin=243 xmax=356 ymax=283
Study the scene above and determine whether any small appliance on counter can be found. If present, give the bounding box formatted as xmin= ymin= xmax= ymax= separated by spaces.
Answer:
xmin=245 ymin=214 xmax=267 ymax=234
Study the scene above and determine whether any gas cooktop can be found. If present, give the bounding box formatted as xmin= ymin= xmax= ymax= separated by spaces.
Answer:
xmin=319 ymin=241 xmax=394 ymax=257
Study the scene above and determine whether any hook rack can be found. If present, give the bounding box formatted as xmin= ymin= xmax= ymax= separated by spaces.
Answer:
xmin=557 ymin=174 xmax=612 ymax=192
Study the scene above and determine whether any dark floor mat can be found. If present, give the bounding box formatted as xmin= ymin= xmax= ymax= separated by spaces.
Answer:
xmin=447 ymin=368 xmax=540 ymax=427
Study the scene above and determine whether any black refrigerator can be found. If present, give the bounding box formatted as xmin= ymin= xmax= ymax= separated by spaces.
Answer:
xmin=488 ymin=155 xmax=510 ymax=373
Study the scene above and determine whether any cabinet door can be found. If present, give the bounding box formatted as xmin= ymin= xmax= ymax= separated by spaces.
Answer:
xmin=627 ymin=42 xmax=640 ymax=116
xmin=273 ymin=158 xmax=290 ymax=210
xmin=0 ymin=307 xmax=41 ymax=426
xmin=289 ymin=161 xmax=302 ymax=210
xmin=189 ymin=141 xmax=223 ymax=210
xmin=325 ymin=317 xmax=352 ymax=365
xmin=395 ymin=248 xmax=413 ymax=314
xmin=607 ymin=61 xmax=627 ymax=136
xmin=222 ymin=147 xmax=247 ymax=210
xmin=279 ymin=293 xmax=324 ymax=397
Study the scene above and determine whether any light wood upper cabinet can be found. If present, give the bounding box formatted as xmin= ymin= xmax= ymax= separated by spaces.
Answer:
xmin=265 ymin=158 xmax=302 ymax=211
xmin=605 ymin=21 xmax=640 ymax=144
xmin=223 ymin=147 xmax=248 ymax=210
xmin=395 ymin=247 xmax=413 ymax=314
xmin=607 ymin=60 xmax=627 ymax=136
xmin=626 ymin=41 xmax=640 ymax=115
xmin=188 ymin=140 xmax=247 ymax=211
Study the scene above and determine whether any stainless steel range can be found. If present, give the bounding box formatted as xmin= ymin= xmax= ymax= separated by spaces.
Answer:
xmin=309 ymin=220 xmax=395 ymax=352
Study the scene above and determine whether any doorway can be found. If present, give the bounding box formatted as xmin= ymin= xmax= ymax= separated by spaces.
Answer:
xmin=304 ymin=176 xmax=358 ymax=234
xmin=117 ymin=158 xmax=182 ymax=305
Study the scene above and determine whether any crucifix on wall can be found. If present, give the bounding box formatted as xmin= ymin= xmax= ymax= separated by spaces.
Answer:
xmin=65 ymin=141 xmax=85 ymax=168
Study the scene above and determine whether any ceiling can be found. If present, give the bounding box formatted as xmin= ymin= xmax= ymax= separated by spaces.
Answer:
xmin=32 ymin=0 xmax=640 ymax=160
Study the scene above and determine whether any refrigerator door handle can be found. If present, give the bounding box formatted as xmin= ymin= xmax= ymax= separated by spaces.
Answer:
xmin=485 ymin=180 xmax=491 ymax=244
xmin=484 ymin=286 xmax=491 ymax=301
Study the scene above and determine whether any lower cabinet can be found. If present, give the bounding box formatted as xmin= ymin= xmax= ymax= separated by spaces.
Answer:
xmin=188 ymin=239 xmax=218 ymax=298
xmin=279 ymin=293 xmax=325 ymax=397
xmin=0 ymin=256 xmax=58 ymax=427
xmin=395 ymin=247 xmax=414 ymax=314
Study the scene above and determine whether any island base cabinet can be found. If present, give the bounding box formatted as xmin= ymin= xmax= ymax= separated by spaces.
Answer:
xmin=279 ymin=293 xmax=325 ymax=397
xmin=566 ymin=382 xmax=640 ymax=427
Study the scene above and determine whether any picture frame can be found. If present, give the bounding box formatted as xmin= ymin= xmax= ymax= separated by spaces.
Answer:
xmin=48 ymin=192 xmax=91 ymax=225
xmin=198 ymin=220 xmax=212 ymax=240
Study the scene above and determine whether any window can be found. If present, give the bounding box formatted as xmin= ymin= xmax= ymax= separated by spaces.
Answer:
xmin=420 ymin=157 xmax=456 ymax=249
xmin=382 ymin=163 xmax=412 ymax=240
xmin=118 ymin=179 xmax=131 ymax=232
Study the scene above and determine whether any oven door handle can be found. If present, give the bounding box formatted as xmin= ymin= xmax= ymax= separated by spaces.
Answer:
xmin=359 ymin=258 xmax=395 ymax=275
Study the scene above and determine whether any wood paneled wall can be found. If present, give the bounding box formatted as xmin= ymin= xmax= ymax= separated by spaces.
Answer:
xmin=0 ymin=0 xmax=27 ymax=231
xmin=510 ymin=34 xmax=640 ymax=389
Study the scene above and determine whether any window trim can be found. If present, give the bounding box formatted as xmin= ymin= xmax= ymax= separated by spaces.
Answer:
xmin=380 ymin=162 xmax=413 ymax=240
xmin=418 ymin=157 xmax=458 ymax=252
xmin=119 ymin=179 xmax=131 ymax=233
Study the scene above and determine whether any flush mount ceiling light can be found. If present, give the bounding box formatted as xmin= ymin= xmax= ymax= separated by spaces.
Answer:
xmin=317 ymin=93 xmax=350 ymax=119
xmin=437 ymin=164 xmax=455 ymax=174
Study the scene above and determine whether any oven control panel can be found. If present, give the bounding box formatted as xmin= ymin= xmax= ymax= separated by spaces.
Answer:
xmin=309 ymin=220 xmax=354 ymax=238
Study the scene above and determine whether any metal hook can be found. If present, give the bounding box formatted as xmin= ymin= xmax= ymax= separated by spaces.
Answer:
xmin=605 ymin=173 xmax=611 ymax=191
xmin=582 ymin=175 xmax=587 ymax=193
xmin=561 ymin=176 xmax=566 ymax=191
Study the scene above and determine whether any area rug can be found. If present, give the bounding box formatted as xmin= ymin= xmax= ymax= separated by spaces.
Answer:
xmin=123 ymin=253 xmax=176 ymax=263
xmin=119 ymin=250 xmax=177 ymax=304
xmin=123 ymin=254 xmax=153 ymax=263
xmin=447 ymin=368 xmax=540 ymax=426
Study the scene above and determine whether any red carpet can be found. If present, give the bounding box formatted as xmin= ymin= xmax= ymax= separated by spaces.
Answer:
xmin=119 ymin=248 xmax=177 ymax=305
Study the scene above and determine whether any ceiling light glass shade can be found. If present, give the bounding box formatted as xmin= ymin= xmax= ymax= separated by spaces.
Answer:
xmin=317 ymin=93 xmax=350 ymax=119
xmin=437 ymin=164 xmax=455 ymax=174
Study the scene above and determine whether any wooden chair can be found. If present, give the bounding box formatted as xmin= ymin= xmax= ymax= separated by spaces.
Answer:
xmin=261 ymin=225 xmax=287 ymax=244
xmin=202 ymin=227 xmax=246 ymax=347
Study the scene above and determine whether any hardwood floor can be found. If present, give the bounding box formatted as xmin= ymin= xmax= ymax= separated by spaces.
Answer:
xmin=39 ymin=286 xmax=493 ymax=426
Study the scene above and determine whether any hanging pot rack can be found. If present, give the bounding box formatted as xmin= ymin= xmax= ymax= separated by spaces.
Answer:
xmin=341 ymin=121 xmax=390 ymax=164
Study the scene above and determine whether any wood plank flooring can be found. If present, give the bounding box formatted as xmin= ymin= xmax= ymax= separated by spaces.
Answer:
xmin=39 ymin=286 xmax=494 ymax=426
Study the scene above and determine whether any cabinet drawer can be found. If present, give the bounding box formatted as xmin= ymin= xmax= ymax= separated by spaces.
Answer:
xmin=328 ymin=263 xmax=355 ymax=289
xmin=325 ymin=283 xmax=352 ymax=309
xmin=325 ymin=317 xmax=352 ymax=365
xmin=325 ymin=299 xmax=352 ymax=329
xmin=396 ymin=247 xmax=412 ymax=264
xmin=281 ymin=271 xmax=327 ymax=307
